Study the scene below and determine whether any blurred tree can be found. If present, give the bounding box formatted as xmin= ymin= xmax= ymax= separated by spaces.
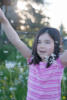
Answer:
xmin=0 ymin=0 xmax=11 ymax=7
xmin=6 ymin=0 xmax=50 ymax=32
xmin=32 ymin=0 xmax=44 ymax=4
xmin=22 ymin=4 xmax=50 ymax=32
xmin=59 ymin=24 xmax=67 ymax=50
xmin=59 ymin=24 xmax=67 ymax=37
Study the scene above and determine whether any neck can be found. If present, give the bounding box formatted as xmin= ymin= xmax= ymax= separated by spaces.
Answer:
xmin=42 ymin=58 xmax=48 ymax=63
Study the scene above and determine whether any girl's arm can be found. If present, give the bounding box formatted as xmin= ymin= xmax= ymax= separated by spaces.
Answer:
xmin=60 ymin=50 xmax=67 ymax=67
xmin=0 ymin=8 xmax=32 ymax=58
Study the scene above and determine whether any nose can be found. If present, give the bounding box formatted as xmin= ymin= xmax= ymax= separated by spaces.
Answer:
xmin=40 ymin=43 xmax=45 ymax=49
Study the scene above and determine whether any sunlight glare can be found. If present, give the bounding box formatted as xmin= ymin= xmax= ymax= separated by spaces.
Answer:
xmin=45 ymin=0 xmax=67 ymax=31
xmin=17 ymin=1 xmax=26 ymax=10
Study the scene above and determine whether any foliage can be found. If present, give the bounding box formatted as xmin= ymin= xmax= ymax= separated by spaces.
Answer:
xmin=0 ymin=62 xmax=28 ymax=100
xmin=0 ymin=43 xmax=29 ymax=100
xmin=61 ymin=67 xmax=67 ymax=100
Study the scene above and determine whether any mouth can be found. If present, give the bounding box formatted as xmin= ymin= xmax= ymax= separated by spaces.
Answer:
xmin=39 ymin=50 xmax=46 ymax=53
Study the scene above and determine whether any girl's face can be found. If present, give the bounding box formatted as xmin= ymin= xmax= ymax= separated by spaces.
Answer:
xmin=37 ymin=33 xmax=54 ymax=62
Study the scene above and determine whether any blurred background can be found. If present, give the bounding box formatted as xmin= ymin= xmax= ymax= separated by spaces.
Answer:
xmin=0 ymin=0 xmax=67 ymax=100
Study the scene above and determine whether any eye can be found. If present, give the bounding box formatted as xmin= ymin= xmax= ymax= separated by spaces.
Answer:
xmin=37 ymin=41 xmax=41 ymax=44
xmin=45 ymin=41 xmax=50 ymax=44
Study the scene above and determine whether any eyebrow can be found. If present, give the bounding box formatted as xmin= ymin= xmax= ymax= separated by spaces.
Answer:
xmin=38 ymin=39 xmax=51 ymax=41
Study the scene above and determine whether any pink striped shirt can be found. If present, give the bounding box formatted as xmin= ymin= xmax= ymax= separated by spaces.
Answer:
xmin=26 ymin=58 xmax=64 ymax=100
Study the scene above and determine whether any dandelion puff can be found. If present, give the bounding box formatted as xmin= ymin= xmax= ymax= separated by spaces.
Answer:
xmin=49 ymin=53 xmax=56 ymax=64
xmin=55 ymin=41 xmax=59 ymax=44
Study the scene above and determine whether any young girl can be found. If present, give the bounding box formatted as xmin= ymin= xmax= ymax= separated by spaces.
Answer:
xmin=0 ymin=8 xmax=67 ymax=100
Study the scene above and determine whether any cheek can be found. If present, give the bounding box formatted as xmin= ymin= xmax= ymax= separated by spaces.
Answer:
xmin=47 ymin=45 xmax=54 ymax=52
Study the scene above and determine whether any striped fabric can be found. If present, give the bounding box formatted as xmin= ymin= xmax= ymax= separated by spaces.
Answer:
xmin=26 ymin=58 xmax=64 ymax=100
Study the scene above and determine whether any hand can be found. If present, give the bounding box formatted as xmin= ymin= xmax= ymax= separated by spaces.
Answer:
xmin=0 ymin=8 xmax=7 ymax=23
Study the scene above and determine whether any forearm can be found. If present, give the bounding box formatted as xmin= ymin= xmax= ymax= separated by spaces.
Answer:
xmin=60 ymin=50 xmax=67 ymax=66
xmin=2 ymin=18 xmax=20 ymax=46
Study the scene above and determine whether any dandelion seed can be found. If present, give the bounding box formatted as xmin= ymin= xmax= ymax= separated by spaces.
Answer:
xmin=4 ymin=76 xmax=7 ymax=80
xmin=9 ymin=87 xmax=16 ymax=91
xmin=3 ymin=50 xmax=8 ymax=53
xmin=5 ymin=61 xmax=16 ymax=69
xmin=59 ymin=45 xmax=63 ymax=48
xmin=55 ymin=41 xmax=58 ymax=44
